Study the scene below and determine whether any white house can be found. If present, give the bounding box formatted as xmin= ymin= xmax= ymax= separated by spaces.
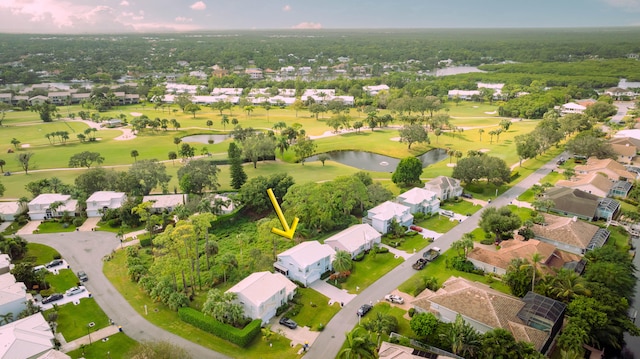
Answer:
xmin=226 ymin=271 xmax=296 ymax=325
xmin=447 ymin=90 xmax=480 ymax=100
xmin=85 ymin=191 xmax=127 ymax=218
xmin=397 ymin=187 xmax=440 ymax=215
xmin=28 ymin=194 xmax=77 ymax=221
xmin=0 ymin=273 xmax=30 ymax=321
xmin=325 ymin=224 xmax=382 ymax=258
xmin=363 ymin=84 xmax=389 ymax=96
xmin=424 ymin=176 xmax=463 ymax=201
xmin=142 ymin=194 xmax=186 ymax=214
xmin=274 ymin=241 xmax=335 ymax=286
xmin=0 ymin=313 xmax=55 ymax=359
xmin=0 ymin=254 xmax=11 ymax=275
xmin=364 ymin=201 xmax=414 ymax=234
xmin=560 ymin=103 xmax=586 ymax=115
xmin=0 ymin=202 xmax=26 ymax=221
xmin=208 ymin=194 xmax=236 ymax=215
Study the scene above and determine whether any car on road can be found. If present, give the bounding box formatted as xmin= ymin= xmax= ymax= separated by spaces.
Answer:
xmin=357 ymin=304 xmax=373 ymax=317
xmin=412 ymin=258 xmax=427 ymax=270
xmin=42 ymin=293 xmax=63 ymax=304
xmin=384 ymin=294 xmax=404 ymax=304
xmin=279 ymin=317 xmax=298 ymax=329
xmin=461 ymin=193 xmax=473 ymax=199
xmin=77 ymin=271 xmax=88 ymax=282
xmin=45 ymin=259 xmax=64 ymax=268
xmin=65 ymin=286 xmax=85 ymax=296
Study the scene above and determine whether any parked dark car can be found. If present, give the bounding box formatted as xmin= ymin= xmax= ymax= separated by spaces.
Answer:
xmin=42 ymin=293 xmax=63 ymax=304
xmin=461 ymin=193 xmax=473 ymax=199
xmin=279 ymin=317 xmax=298 ymax=329
xmin=45 ymin=259 xmax=63 ymax=269
xmin=77 ymin=271 xmax=88 ymax=282
xmin=412 ymin=258 xmax=428 ymax=270
xmin=357 ymin=304 xmax=373 ymax=317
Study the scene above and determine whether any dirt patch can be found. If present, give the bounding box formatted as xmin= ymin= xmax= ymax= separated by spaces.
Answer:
xmin=390 ymin=137 xmax=401 ymax=142
xmin=479 ymin=148 xmax=490 ymax=152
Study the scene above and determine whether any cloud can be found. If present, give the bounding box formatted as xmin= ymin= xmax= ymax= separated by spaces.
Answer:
xmin=282 ymin=5 xmax=291 ymax=12
xmin=602 ymin=0 xmax=640 ymax=10
xmin=119 ymin=0 xmax=129 ymax=6
xmin=175 ymin=16 xmax=193 ymax=22
xmin=190 ymin=1 xmax=206 ymax=10
xmin=292 ymin=22 xmax=322 ymax=29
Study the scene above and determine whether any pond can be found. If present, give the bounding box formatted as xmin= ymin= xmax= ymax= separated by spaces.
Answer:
xmin=181 ymin=134 xmax=231 ymax=144
xmin=306 ymin=149 xmax=448 ymax=172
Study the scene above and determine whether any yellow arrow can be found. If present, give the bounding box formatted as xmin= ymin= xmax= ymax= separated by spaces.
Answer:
xmin=267 ymin=188 xmax=299 ymax=239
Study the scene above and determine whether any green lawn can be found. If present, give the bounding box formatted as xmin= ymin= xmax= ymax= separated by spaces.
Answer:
xmin=367 ymin=302 xmax=413 ymax=338
xmin=395 ymin=232 xmax=432 ymax=252
xmin=66 ymin=332 xmax=138 ymax=359
xmin=339 ymin=252 xmax=404 ymax=294
xmin=440 ymin=200 xmax=483 ymax=215
xmin=506 ymin=205 xmax=535 ymax=223
xmin=415 ymin=215 xmax=459 ymax=233
xmin=47 ymin=297 xmax=111 ymax=341
xmin=288 ymin=287 xmax=341 ymax=331
xmin=398 ymin=250 xmax=511 ymax=296
xmin=17 ymin=243 xmax=60 ymax=265
xmin=103 ymin=250 xmax=302 ymax=359
xmin=37 ymin=220 xmax=78 ymax=233
xmin=1 ymin=221 xmax=25 ymax=235
xmin=44 ymin=269 xmax=80 ymax=293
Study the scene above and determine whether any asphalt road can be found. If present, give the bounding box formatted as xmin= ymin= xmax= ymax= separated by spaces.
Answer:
xmin=304 ymin=151 xmax=568 ymax=359
xmin=22 ymin=231 xmax=230 ymax=359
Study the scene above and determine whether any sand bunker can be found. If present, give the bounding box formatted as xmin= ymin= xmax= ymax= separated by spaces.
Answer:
xmin=390 ymin=137 xmax=401 ymax=142
xmin=485 ymin=111 xmax=497 ymax=115
xmin=446 ymin=163 xmax=456 ymax=167
xmin=130 ymin=112 xmax=143 ymax=117
xmin=20 ymin=144 xmax=30 ymax=148
xmin=479 ymin=148 xmax=490 ymax=152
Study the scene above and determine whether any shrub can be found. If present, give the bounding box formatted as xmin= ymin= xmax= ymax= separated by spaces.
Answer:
xmin=353 ymin=252 xmax=365 ymax=261
xmin=139 ymin=237 xmax=152 ymax=247
xmin=73 ymin=217 xmax=85 ymax=227
xmin=408 ymin=308 xmax=416 ymax=317
xmin=480 ymin=238 xmax=494 ymax=245
xmin=52 ymin=253 xmax=62 ymax=260
xmin=449 ymin=256 xmax=476 ymax=273
xmin=316 ymin=323 xmax=325 ymax=331
xmin=178 ymin=307 xmax=261 ymax=347
xmin=375 ymin=246 xmax=389 ymax=254
xmin=276 ymin=302 xmax=290 ymax=316
xmin=107 ymin=218 xmax=121 ymax=228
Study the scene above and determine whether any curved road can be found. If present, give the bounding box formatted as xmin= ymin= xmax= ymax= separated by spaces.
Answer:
xmin=22 ymin=231 xmax=229 ymax=359
xmin=305 ymin=151 xmax=568 ymax=359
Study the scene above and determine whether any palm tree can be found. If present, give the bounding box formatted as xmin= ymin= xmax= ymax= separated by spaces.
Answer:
xmin=275 ymin=136 xmax=289 ymax=158
xmin=547 ymin=268 xmax=591 ymax=303
xmin=338 ymin=327 xmax=377 ymax=359
xmin=173 ymin=137 xmax=181 ymax=150
xmin=447 ymin=148 xmax=456 ymax=164
xmin=220 ymin=115 xmax=230 ymax=130
xmin=332 ymin=250 xmax=353 ymax=274
xmin=529 ymin=252 xmax=542 ymax=292
xmin=478 ymin=128 xmax=484 ymax=142
xmin=362 ymin=312 xmax=397 ymax=348
xmin=442 ymin=314 xmax=481 ymax=357
xmin=130 ymin=150 xmax=139 ymax=163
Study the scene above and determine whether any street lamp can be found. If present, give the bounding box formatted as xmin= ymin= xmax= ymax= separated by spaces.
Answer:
xmin=86 ymin=325 xmax=92 ymax=345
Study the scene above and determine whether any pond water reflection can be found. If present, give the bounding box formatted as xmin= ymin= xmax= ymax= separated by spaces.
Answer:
xmin=306 ymin=149 xmax=448 ymax=172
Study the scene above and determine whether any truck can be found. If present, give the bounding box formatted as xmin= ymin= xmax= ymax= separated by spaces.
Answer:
xmin=412 ymin=258 xmax=428 ymax=270
xmin=423 ymin=247 xmax=441 ymax=262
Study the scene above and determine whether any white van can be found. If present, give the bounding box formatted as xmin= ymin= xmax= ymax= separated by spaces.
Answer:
xmin=441 ymin=210 xmax=454 ymax=217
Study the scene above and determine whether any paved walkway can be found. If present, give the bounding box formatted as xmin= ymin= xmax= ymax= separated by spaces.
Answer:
xmin=61 ymin=325 xmax=120 ymax=352
xmin=379 ymin=243 xmax=413 ymax=260
xmin=0 ymin=221 xmax=12 ymax=233
xmin=16 ymin=220 xmax=41 ymax=235
xmin=309 ymin=279 xmax=356 ymax=305
xmin=123 ymin=229 xmax=147 ymax=240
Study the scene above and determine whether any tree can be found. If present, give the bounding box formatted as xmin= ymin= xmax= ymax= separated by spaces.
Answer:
xmin=202 ymin=289 xmax=246 ymax=326
xmin=74 ymin=167 xmax=118 ymax=195
xmin=499 ymin=119 xmax=512 ymax=131
xmin=442 ymin=314 xmax=481 ymax=357
xmin=452 ymin=155 xmax=510 ymax=185
xmin=228 ymin=142 xmax=247 ymax=190
xmin=544 ymin=268 xmax=590 ymax=303
xmin=478 ymin=128 xmax=484 ymax=142
xmin=220 ymin=115 xmax=230 ymax=130
xmin=515 ymin=134 xmax=540 ymax=166
xmin=0 ymin=103 xmax=11 ymax=126
xmin=126 ymin=341 xmax=191 ymax=359
xmin=238 ymin=173 xmax=294 ymax=213
xmin=177 ymin=159 xmax=220 ymax=194
xmin=168 ymin=151 xmax=177 ymax=165
xmin=173 ymin=136 xmax=182 ymax=150
xmin=332 ymin=250 xmax=353 ymax=274
xmin=10 ymin=138 xmax=20 ymax=149
xmin=451 ymin=233 xmax=474 ymax=258
xmin=338 ymin=327 xmax=377 ymax=359
xmin=399 ymin=124 xmax=429 ymax=149
xmin=275 ymin=136 xmax=289 ymax=158
xmin=504 ymin=258 xmax=533 ymax=297
xmin=391 ymin=156 xmax=423 ymax=186
xmin=565 ymin=133 xmax=616 ymax=159
xmin=410 ymin=312 xmax=439 ymax=339
xmin=130 ymin=149 xmax=139 ymax=162
xmin=17 ymin=152 xmax=33 ymax=174
xmin=184 ymin=103 xmax=201 ymax=118
xmin=0 ymin=159 xmax=5 ymax=173
xmin=68 ymin=151 xmax=104 ymax=168
xmin=563 ymin=168 xmax=575 ymax=180
xmin=584 ymin=101 xmax=617 ymax=121
xmin=125 ymin=159 xmax=171 ymax=196
xmin=362 ymin=312 xmax=397 ymax=348
xmin=206 ymin=120 xmax=213 ymax=129
xmin=479 ymin=206 xmax=522 ymax=242
xmin=292 ymin=136 xmax=317 ymax=165
xmin=318 ymin=153 xmax=330 ymax=166
xmin=30 ymin=101 xmax=58 ymax=122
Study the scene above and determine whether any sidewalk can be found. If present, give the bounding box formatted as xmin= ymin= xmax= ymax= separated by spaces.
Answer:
xmin=379 ymin=243 xmax=413 ymax=260
xmin=309 ymin=280 xmax=356 ymax=306
xmin=60 ymin=325 xmax=120 ymax=352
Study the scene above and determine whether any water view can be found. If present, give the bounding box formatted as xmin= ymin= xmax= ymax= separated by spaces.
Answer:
xmin=306 ymin=149 xmax=448 ymax=172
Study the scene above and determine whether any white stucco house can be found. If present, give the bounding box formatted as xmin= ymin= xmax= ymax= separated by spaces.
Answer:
xmin=364 ymin=201 xmax=413 ymax=234
xmin=0 ymin=273 xmax=30 ymax=321
xmin=0 ymin=202 xmax=26 ymax=221
xmin=424 ymin=176 xmax=463 ymax=201
xmin=141 ymin=194 xmax=186 ymax=214
xmin=0 ymin=313 xmax=55 ymax=359
xmin=325 ymin=224 xmax=382 ymax=258
xmin=226 ymin=271 xmax=296 ymax=325
xmin=397 ymin=187 xmax=440 ymax=215
xmin=0 ymin=254 xmax=11 ymax=275
xmin=85 ymin=191 xmax=127 ymax=217
xmin=28 ymin=194 xmax=77 ymax=221
xmin=560 ymin=102 xmax=586 ymax=115
xmin=274 ymin=241 xmax=335 ymax=286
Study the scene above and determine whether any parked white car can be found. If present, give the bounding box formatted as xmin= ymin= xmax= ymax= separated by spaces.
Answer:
xmin=65 ymin=286 xmax=85 ymax=296
xmin=384 ymin=294 xmax=404 ymax=304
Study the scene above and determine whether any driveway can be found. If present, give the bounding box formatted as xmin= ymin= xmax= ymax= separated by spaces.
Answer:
xmin=269 ymin=316 xmax=320 ymax=348
xmin=78 ymin=217 xmax=101 ymax=232
xmin=309 ymin=279 xmax=356 ymax=306
xmin=16 ymin=220 xmax=41 ymax=235
xmin=22 ymin=231 xmax=230 ymax=359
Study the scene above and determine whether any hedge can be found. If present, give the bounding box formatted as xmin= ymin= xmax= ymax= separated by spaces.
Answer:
xmin=139 ymin=237 xmax=152 ymax=247
xmin=178 ymin=307 xmax=261 ymax=347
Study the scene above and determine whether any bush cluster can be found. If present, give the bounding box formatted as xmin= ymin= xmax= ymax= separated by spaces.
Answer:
xmin=178 ymin=307 xmax=261 ymax=347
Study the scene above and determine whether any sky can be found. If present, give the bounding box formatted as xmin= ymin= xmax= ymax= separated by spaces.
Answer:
xmin=0 ymin=0 xmax=639 ymax=34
